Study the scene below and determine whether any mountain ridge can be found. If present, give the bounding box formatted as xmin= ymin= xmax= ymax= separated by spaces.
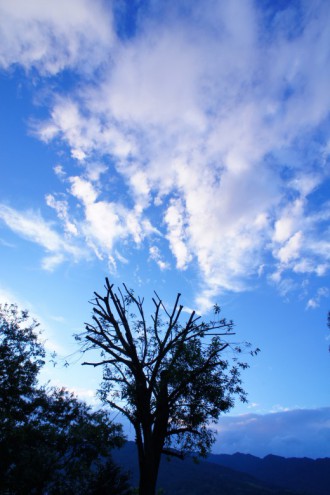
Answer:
xmin=113 ymin=442 xmax=328 ymax=494
xmin=207 ymin=451 xmax=330 ymax=495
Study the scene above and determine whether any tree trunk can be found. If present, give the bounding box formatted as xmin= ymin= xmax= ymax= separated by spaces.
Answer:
xmin=137 ymin=372 xmax=169 ymax=494
xmin=138 ymin=456 xmax=159 ymax=495
xmin=137 ymin=429 xmax=164 ymax=494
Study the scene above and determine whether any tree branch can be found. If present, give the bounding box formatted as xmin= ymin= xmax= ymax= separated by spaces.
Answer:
xmin=105 ymin=399 xmax=135 ymax=424
xmin=85 ymin=335 xmax=133 ymax=368
xmin=166 ymin=427 xmax=200 ymax=436
xmin=161 ymin=448 xmax=184 ymax=460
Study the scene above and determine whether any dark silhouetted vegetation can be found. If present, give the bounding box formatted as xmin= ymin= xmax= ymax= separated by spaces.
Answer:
xmin=0 ymin=303 xmax=130 ymax=494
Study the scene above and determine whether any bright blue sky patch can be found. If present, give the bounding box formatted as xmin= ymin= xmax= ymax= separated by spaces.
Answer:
xmin=0 ymin=0 xmax=329 ymax=458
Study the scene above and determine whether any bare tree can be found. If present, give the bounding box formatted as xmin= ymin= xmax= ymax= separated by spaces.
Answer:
xmin=79 ymin=279 xmax=258 ymax=495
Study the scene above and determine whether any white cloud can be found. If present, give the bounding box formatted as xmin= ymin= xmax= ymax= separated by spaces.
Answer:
xmin=70 ymin=176 xmax=98 ymax=205
xmin=71 ymin=149 xmax=87 ymax=161
xmin=149 ymin=246 xmax=170 ymax=271
xmin=164 ymin=198 xmax=192 ymax=270
xmin=0 ymin=0 xmax=114 ymax=74
xmin=67 ymin=175 xmax=155 ymax=258
xmin=273 ymin=217 xmax=295 ymax=244
xmin=84 ymin=162 xmax=108 ymax=182
xmin=41 ymin=253 xmax=65 ymax=271
xmin=100 ymin=28 xmax=205 ymax=129
xmin=0 ymin=204 xmax=85 ymax=270
xmin=2 ymin=1 xmax=330 ymax=304
xmin=306 ymin=287 xmax=329 ymax=310
xmin=53 ymin=164 xmax=66 ymax=179
xmin=277 ymin=231 xmax=303 ymax=264
xmin=34 ymin=96 xmax=136 ymax=163
xmin=45 ymin=194 xmax=78 ymax=236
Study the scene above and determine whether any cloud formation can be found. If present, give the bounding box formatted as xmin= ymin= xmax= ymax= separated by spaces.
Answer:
xmin=214 ymin=407 xmax=330 ymax=458
xmin=0 ymin=204 xmax=85 ymax=270
xmin=0 ymin=0 xmax=113 ymax=74
xmin=1 ymin=0 xmax=330 ymax=307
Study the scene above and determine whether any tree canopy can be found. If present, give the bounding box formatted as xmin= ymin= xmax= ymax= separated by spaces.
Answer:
xmin=0 ymin=303 xmax=130 ymax=495
xmin=0 ymin=304 xmax=45 ymax=429
xmin=80 ymin=279 xmax=258 ymax=495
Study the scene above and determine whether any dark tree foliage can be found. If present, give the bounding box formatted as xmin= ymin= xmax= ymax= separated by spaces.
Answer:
xmin=0 ymin=303 xmax=131 ymax=495
xmin=0 ymin=304 xmax=45 ymax=431
xmin=80 ymin=279 xmax=259 ymax=495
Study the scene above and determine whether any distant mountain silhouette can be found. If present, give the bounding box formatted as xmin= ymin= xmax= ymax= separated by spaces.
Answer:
xmin=113 ymin=442 xmax=317 ymax=494
xmin=208 ymin=452 xmax=330 ymax=495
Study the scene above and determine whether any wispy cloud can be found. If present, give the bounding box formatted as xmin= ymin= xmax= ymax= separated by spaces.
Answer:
xmin=1 ymin=0 xmax=330 ymax=307
xmin=306 ymin=287 xmax=329 ymax=310
xmin=149 ymin=245 xmax=170 ymax=271
xmin=0 ymin=237 xmax=15 ymax=248
xmin=0 ymin=204 xmax=85 ymax=270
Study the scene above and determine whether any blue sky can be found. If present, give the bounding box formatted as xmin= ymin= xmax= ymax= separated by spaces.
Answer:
xmin=0 ymin=0 xmax=329 ymax=458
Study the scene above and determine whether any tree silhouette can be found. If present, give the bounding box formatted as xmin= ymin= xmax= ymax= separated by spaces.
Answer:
xmin=80 ymin=279 xmax=258 ymax=495
xmin=0 ymin=303 xmax=130 ymax=494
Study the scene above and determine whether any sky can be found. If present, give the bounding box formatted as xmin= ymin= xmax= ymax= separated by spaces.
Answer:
xmin=0 ymin=0 xmax=329 ymax=459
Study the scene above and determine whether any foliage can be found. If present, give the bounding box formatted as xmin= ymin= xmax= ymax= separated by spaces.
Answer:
xmin=0 ymin=303 xmax=45 ymax=430
xmin=80 ymin=279 xmax=258 ymax=494
xmin=0 ymin=303 xmax=131 ymax=495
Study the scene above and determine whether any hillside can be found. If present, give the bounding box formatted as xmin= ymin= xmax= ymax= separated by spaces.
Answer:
xmin=208 ymin=452 xmax=330 ymax=495
xmin=113 ymin=442 xmax=308 ymax=494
